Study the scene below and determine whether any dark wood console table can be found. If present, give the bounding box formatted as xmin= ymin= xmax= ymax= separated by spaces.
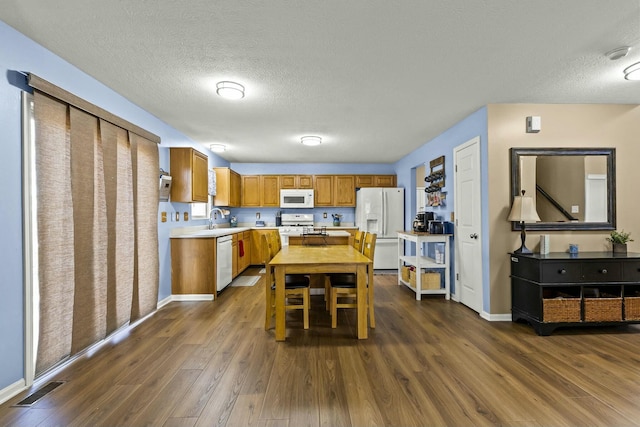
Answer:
xmin=510 ymin=252 xmax=640 ymax=335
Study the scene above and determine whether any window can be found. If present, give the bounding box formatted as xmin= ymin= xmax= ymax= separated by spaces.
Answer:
xmin=191 ymin=198 xmax=211 ymax=220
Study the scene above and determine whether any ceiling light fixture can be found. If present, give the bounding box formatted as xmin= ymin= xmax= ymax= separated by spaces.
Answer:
xmin=216 ymin=81 xmax=245 ymax=99
xmin=605 ymin=46 xmax=631 ymax=61
xmin=300 ymin=136 xmax=322 ymax=146
xmin=624 ymin=62 xmax=640 ymax=81
xmin=210 ymin=143 xmax=226 ymax=152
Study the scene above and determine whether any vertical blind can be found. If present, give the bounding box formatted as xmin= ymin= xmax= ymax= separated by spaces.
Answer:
xmin=31 ymin=77 xmax=160 ymax=376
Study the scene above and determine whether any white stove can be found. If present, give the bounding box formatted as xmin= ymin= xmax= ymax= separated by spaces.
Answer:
xmin=278 ymin=213 xmax=314 ymax=245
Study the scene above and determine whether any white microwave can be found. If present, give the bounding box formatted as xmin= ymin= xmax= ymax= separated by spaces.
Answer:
xmin=280 ymin=189 xmax=314 ymax=208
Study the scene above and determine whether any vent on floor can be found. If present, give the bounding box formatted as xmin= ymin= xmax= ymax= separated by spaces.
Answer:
xmin=13 ymin=381 xmax=65 ymax=407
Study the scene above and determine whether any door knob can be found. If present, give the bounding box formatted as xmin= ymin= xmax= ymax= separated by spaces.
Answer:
xmin=470 ymin=233 xmax=478 ymax=239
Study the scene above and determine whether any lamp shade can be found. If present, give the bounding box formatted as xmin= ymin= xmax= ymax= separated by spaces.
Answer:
xmin=508 ymin=191 xmax=541 ymax=222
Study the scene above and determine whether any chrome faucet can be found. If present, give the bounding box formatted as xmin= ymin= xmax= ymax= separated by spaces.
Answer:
xmin=208 ymin=207 xmax=229 ymax=229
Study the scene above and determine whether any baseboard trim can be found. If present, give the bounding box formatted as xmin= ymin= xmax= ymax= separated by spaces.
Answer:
xmin=0 ymin=378 xmax=26 ymax=405
xmin=481 ymin=311 xmax=512 ymax=322
xmin=156 ymin=295 xmax=173 ymax=309
xmin=171 ymin=294 xmax=215 ymax=302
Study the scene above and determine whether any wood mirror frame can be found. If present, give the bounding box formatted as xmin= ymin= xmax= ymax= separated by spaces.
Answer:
xmin=510 ymin=147 xmax=616 ymax=231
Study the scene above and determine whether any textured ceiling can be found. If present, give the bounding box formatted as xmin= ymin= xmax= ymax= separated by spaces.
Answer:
xmin=2 ymin=0 xmax=640 ymax=163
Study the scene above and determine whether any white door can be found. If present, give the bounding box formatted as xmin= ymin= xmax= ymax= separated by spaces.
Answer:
xmin=584 ymin=174 xmax=607 ymax=222
xmin=454 ymin=137 xmax=483 ymax=314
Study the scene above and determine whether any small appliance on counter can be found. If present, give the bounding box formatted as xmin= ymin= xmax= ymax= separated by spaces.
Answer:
xmin=428 ymin=220 xmax=444 ymax=234
xmin=230 ymin=216 xmax=238 ymax=227
xmin=412 ymin=211 xmax=434 ymax=232
xmin=275 ymin=211 xmax=282 ymax=227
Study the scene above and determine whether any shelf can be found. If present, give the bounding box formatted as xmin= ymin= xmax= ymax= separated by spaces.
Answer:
xmin=397 ymin=231 xmax=451 ymax=301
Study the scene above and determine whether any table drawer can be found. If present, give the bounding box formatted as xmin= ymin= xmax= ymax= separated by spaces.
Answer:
xmin=540 ymin=262 xmax=582 ymax=283
xmin=624 ymin=261 xmax=640 ymax=281
xmin=582 ymin=261 xmax=622 ymax=282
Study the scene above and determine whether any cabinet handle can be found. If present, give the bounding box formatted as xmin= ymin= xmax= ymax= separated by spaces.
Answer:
xmin=601 ymin=269 xmax=608 ymax=274
xmin=559 ymin=269 xmax=567 ymax=275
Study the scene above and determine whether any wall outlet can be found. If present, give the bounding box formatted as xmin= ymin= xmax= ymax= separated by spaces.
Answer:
xmin=256 ymin=212 xmax=261 ymax=219
xmin=175 ymin=212 xmax=180 ymax=221
xmin=183 ymin=212 xmax=189 ymax=221
xmin=323 ymin=212 xmax=327 ymax=218
xmin=571 ymin=205 xmax=580 ymax=213
xmin=161 ymin=212 xmax=167 ymax=223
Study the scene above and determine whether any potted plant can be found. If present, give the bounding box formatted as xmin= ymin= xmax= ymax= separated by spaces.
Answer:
xmin=332 ymin=213 xmax=342 ymax=226
xmin=607 ymin=230 xmax=633 ymax=254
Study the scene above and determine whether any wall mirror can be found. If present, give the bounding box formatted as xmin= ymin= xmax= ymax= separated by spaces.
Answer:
xmin=510 ymin=148 xmax=616 ymax=231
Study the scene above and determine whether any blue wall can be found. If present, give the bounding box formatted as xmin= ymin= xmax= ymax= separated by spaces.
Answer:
xmin=393 ymin=108 xmax=488 ymax=306
xmin=0 ymin=21 xmax=226 ymax=393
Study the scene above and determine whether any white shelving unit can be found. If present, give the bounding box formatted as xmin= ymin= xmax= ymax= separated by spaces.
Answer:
xmin=397 ymin=231 xmax=451 ymax=300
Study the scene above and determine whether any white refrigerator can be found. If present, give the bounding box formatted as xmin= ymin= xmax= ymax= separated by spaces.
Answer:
xmin=356 ymin=187 xmax=405 ymax=269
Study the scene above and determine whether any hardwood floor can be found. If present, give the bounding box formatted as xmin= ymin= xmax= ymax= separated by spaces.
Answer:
xmin=2 ymin=268 xmax=640 ymax=426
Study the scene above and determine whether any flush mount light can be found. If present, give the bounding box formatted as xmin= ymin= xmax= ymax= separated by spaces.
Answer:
xmin=300 ymin=136 xmax=322 ymax=146
xmin=624 ymin=62 xmax=640 ymax=81
xmin=216 ymin=81 xmax=245 ymax=99
xmin=605 ymin=46 xmax=631 ymax=61
xmin=210 ymin=143 xmax=226 ymax=152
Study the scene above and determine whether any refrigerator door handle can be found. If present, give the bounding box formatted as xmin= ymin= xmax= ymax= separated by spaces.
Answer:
xmin=382 ymin=191 xmax=387 ymax=236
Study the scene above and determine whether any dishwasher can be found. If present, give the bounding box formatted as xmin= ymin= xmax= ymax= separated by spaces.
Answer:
xmin=216 ymin=235 xmax=233 ymax=292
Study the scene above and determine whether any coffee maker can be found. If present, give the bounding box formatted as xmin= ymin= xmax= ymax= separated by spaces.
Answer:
xmin=413 ymin=211 xmax=434 ymax=232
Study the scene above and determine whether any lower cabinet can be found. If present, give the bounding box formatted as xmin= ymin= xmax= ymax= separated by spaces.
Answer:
xmin=510 ymin=252 xmax=640 ymax=335
xmin=170 ymin=238 xmax=216 ymax=296
xmin=232 ymin=231 xmax=252 ymax=278
xmin=250 ymin=229 xmax=274 ymax=265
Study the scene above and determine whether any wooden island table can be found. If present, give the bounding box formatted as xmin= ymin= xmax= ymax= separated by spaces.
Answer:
xmin=268 ymin=245 xmax=372 ymax=341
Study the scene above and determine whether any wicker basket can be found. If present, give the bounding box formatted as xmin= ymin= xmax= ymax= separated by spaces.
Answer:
xmin=409 ymin=270 xmax=441 ymax=289
xmin=543 ymin=297 xmax=581 ymax=323
xmin=584 ymin=296 xmax=622 ymax=322
xmin=624 ymin=296 xmax=640 ymax=320
xmin=401 ymin=265 xmax=411 ymax=282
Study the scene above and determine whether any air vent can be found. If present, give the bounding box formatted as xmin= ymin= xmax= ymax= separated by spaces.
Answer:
xmin=13 ymin=381 xmax=65 ymax=407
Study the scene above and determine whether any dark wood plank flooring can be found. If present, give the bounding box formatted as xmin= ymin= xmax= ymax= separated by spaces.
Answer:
xmin=2 ymin=268 xmax=640 ymax=426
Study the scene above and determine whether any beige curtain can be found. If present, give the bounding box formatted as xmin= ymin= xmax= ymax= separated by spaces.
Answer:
xmin=33 ymin=87 xmax=159 ymax=376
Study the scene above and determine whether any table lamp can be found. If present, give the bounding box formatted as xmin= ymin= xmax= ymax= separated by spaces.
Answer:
xmin=508 ymin=190 xmax=541 ymax=254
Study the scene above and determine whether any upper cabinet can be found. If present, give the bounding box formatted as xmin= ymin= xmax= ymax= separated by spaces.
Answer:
xmin=170 ymin=148 xmax=209 ymax=203
xmin=242 ymin=175 xmax=280 ymax=207
xmin=261 ymin=175 xmax=280 ymax=206
xmin=280 ymin=175 xmax=313 ymax=189
xmin=355 ymin=174 xmax=397 ymax=188
xmin=313 ymin=175 xmax=334 ymax=207
xmin=212 ymin=167 xmax=241 ymax=207
xmin=313 ymin=175 xmax=356 ymax=207
xmin=334 ymin=175 xmax=356 ymax=206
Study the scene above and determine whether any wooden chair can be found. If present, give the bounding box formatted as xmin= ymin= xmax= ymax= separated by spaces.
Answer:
xmin=263 ymin=231 xmax=310 ymax=330
xmin=329 ymin=232 xmax=377 ymax=328
xmin=325 ymin=230 xmax=367 ymax=309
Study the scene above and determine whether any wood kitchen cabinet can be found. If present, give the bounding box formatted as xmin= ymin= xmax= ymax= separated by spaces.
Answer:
xmin=261 ymin=175 xmax=280 ymax=206
xmin=213 ymin=167 xmax=241 ymax=207
xmin=280 ymin=175 xmax=313 ymax=189
xmin=334 ymin=175 xmax=356 ymax=206
xmin=232 ymin=231 xmax=252 ymax=277
xmin=313 ymin=175 xmax=334 ymax=207
xmin=238 ymin=231 xmax=252 ymax=272
xmin=241 ymin=175 xmax=261 ymax=207
xmin=232 ymin=234 xmax=238 ymax=278
xmin=242 ymin=175 xmax=280 ymax=207
xmin=251 ymin=229 xmax=273 ymax=265
xmin=356 ymin=174 xmax=397 ymax=188
xmin=169 ymin=148 xmax=209 ymax=202
xmin=170 ymin=237 xmax=216 ymax=296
